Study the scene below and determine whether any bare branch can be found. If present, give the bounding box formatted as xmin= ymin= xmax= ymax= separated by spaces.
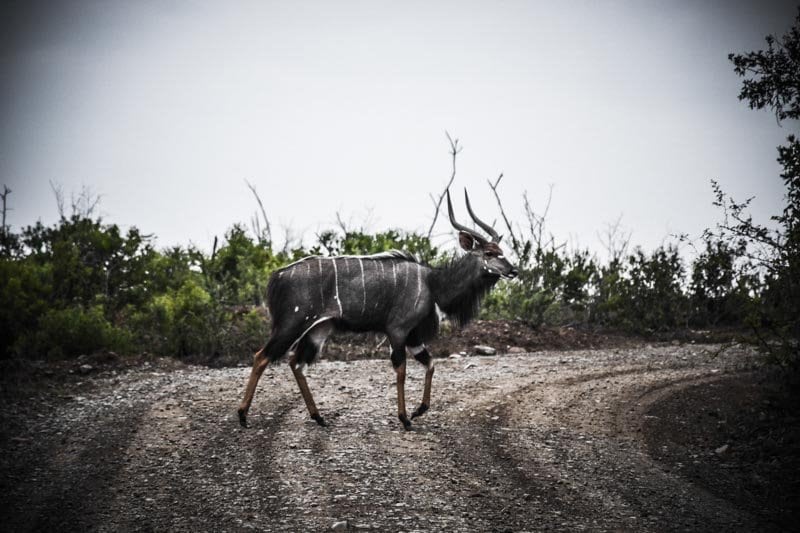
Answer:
xmin=245 ymin=180 xmax=271 ymax=244
xmin=522 ymin=185 xmax=561 ymax=253
xmin=250 ymin=213 xmax=262 ymax=242
xmin=280 ymin=225 xmax=299 ymax=255
xmin=487 ymin=173 xmax=522 ymax=254
xmin=49 ymin=180 xmax=65 ymax=219
xmin=426 ymin=131 xmax=461 ymax=240
xmin=1 ymin=185 xmax=11 ymax=234
xmin=540 ymin=184 xmax=554 ymax=226
xmin=597 ymin=214 xmax=631 ymax=263
xmin=335 ymin=211 xmax=349 ymax=234
xmin=522 ymin=192 xmax=538 ymax=244
xmin=65 ymin=185 xmax=102 ymax=219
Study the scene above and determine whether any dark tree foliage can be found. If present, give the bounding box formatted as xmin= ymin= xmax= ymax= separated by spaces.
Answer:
xmin=623 ymin=246 xmax=687 ymax=333
xmin=689 ymin=240 xmax=752 ymax=327
xmin=729 ymin=9 xmax=800 ymax=122
xmin=312 ymin=229 xmax=439 ymax=262
xmin=0 ymin=215 xmax=152 ymax=357
xmin=0 ymin=211 xmax=441 ymax=360
xmin=717 ymin=9 xmax=800 ymax=366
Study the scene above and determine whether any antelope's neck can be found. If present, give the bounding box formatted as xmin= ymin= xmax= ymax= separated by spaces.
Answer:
xmin=428 ymin=255 xmax=495 ymax=324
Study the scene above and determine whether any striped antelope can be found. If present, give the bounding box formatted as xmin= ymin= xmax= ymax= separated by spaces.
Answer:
xmin=237 ymin=189 xmax=518 ymax=429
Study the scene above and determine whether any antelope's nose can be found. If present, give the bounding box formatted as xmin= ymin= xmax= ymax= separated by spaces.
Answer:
xmin=508 ymin=267 xmax=519 ymax=278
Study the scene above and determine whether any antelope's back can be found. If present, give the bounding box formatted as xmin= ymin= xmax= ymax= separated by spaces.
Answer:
xmin=267 ymin=252 xmax=432 ymax=331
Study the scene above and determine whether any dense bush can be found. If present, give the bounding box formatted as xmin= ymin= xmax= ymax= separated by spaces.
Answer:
xmin=618 ymin=246 xmax=687 ymax=333
xmin=711 ymin=9 xmax=800 ymax=367
xmin=312 ymin=229 xmax=439 ymax=261
xmin=484 ymin=243 xmax=694 ymax=333
xmin=20 ymin=305 xmax=132 ymax=359
xmin=0 ymin=213 xmax=443 ymax=360
xmin=0 ymin=202 xmax=791 ymax=363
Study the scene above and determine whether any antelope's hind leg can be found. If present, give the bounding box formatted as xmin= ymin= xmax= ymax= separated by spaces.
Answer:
xmin=238 ymin=333 xmax=295 ymax=427
xmin=289 ymin=319 xmax=334 ymax=426
xmin=238 ymin=346 xmax=270 ymax=428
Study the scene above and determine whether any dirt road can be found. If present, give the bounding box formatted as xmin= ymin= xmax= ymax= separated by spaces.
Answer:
xmin=0 ymin=344 xmax=790 ymax=531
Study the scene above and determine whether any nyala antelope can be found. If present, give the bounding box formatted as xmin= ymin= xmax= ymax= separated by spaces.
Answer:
xmin=237 ymin=189 xmax=518 ymax=429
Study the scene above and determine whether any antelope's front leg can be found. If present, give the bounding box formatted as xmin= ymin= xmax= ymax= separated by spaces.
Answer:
xmin=391 ymin=348 xmax=411 ymax=429
xmin=412 ymin=366 xmax=434 ymax=419
xmin=411 ymin=346 xmax=434 ymax=419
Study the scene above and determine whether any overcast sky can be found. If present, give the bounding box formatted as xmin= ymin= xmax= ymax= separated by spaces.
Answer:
xmin=2 ymin=0 xmax=798 ymax=259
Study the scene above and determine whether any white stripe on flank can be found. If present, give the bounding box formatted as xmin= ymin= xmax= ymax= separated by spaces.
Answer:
xmin=305 ymin=261 xmax=312 ymax=303
xmin=408 ymin=344 xmax=425 ymax=355
xmin=413 ymin=263 xmax=422 ymax=309
xmin=391 ymin=262 xmax=397 ymax=289
xmin=289 ymin=316 xmax=333 ymax=353
xmin=358 ymin=258 xmax=366 ymax=315
xmin=317 ymin=259 xmax=324 ymax=309
xmin=332 ymin=258 xmax=343 ymax=316
xmin=376 ymin=261 xmax=386 ymax=311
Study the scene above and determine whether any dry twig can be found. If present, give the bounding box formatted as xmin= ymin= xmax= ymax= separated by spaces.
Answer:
xmin=245 ymin=180 xmax=272 ymax=244
xmin=427 ymin=131 xmax=462 ymax=240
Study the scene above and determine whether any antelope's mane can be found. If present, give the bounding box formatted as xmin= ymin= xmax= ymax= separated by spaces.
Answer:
xmin=428 ymin=253 xmax=496 ymax=328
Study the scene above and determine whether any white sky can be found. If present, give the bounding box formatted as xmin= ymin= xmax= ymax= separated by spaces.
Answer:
xmin=2 ymin=0 xmax=798 ymax=259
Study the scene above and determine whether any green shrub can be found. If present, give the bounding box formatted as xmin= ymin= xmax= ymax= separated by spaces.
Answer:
xmin=16 ymin=305 xmax=132 ymax=358
xmin=133 ymin=278 xmax=215 ymax=357
xmin=0 ymin=259 xmax=52 ymax=357
xmin=619 ymin=246 xmax=689 ymax=333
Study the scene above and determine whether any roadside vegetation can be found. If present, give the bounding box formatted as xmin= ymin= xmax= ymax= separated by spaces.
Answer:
xmin=0 ymin=12 xmax=797 ymax=368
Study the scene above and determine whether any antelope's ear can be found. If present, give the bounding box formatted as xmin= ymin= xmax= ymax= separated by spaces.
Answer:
xmin=458 ymin=231 xmax=479 ymax=251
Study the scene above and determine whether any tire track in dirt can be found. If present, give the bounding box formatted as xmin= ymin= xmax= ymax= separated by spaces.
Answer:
xmin=2 ymin=343 xmax=769 ymax=531
xmin=481 ymin=363 xmax=766 ymax=531
xmin=238 ymin=359 xmax=477 ymax=531
xmin=100 ymin=368 xmax=296 ymax=531
xmin=233 ymin=358 xmax=536 ymax=531
xmin=0 ymin=370 xmax=175 ymax=532
xmin=3 ymin=405 xmax=148 ymax=532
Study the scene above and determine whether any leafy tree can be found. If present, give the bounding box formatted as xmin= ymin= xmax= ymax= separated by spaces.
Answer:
xmin=588 ymin=256 xmax=626 ymax=327
xmin=729 ymin=13 xmax=800 ymax=122
xmin=561 ymin=250 xmax=597 ymax=318
xmin=619 ymin=246 xmax=688 ymax=333
xmin=312 ymin=229 xmax=439 ymax=262
xmin=0 ymin=259 xmax=51 ymax=356
xmin=688 ymin=237 xmax=758 ymax=327
xmin=714 ymin=9 xmax=800 ymax=365
xmin=19 ymin=215 xmax=156 ymax=312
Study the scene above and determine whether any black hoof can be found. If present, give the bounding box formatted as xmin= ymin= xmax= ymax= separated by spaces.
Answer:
xmin=399 ymin=413 xmax=412 ymax=429
xmin=312 ymin=413 xmax=327 ymax=427
xmin=411 ymin=403 xmax=429 ymax=419
xmin=238 ymin=409 xmax=248 ymax=428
